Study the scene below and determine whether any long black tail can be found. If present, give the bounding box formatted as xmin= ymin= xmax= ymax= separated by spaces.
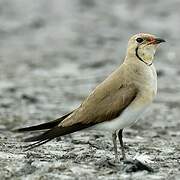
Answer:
xmin=13 ymin=111 xmax=73 ymax=132
xmin=13 ymin=110 xmax=94 ymax=151
xmin=21 ymin=122 xmax=93 ymax=151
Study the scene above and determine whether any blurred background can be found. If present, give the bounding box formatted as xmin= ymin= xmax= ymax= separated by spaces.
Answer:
xmin=0 ymin=0 xmax=180 ymax=179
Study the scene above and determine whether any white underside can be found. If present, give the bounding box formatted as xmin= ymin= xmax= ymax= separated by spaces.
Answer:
xmin=92 ymin=104 xmax=149 ymax=132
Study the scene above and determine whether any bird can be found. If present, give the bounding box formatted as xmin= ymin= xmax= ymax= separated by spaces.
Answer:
xmin=14 ymin=33 xmax=165 ymax=162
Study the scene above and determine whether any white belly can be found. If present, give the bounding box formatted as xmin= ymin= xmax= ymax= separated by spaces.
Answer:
xmin=93 ymin=103 xmax=149 ymax=132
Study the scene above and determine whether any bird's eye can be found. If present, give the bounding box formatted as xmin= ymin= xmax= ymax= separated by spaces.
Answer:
xmin=136 ymin=38 xmax=144 ymax=43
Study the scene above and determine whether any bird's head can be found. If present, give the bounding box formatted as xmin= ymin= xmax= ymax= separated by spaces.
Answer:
xmin=126 ymin=33 xmax=165 ymax=66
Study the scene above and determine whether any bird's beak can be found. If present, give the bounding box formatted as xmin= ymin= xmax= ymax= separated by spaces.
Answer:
xmin=153 ymin=38 xmax=166 ymax=44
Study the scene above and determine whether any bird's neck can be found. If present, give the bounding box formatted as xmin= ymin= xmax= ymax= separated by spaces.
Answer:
xmin=123 ymin=56 xmax=157 ymax=95
xmin=124 ymin=54 xmax=153 ymax=67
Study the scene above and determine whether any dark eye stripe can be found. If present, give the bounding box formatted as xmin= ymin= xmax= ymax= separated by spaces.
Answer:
xmin=136 ymin=38 xmax=144 ymax=43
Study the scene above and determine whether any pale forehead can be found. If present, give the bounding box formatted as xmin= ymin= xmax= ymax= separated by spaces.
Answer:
xmin=131 ymin=33 xmax=156 ymax=40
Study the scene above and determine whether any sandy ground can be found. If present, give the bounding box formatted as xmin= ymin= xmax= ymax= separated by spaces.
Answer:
xmin=0 ymin=0 xmax=180 ymax=179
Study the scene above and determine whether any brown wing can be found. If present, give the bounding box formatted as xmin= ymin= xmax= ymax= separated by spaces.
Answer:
xmin=22 ymin=82 xmax=137 ymax=151
xmin=60 ymin=80 xmax=138 ymax=127
xmin=18 ymin=66 xmax=138 ymax=150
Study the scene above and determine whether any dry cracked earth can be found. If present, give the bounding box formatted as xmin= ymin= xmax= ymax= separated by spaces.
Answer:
xmin=0 ymin=0 xmax=180 ymax=179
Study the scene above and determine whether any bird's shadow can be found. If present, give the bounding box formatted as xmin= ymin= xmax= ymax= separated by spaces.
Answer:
xmin=95 ymin=157 xmax=155 ymax=173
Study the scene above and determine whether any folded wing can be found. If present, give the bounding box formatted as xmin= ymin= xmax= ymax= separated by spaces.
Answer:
xmin=14 ymin=67 xmax=138 ymax=150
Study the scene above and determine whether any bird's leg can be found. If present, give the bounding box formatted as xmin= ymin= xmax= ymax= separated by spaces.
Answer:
xmin=112 ymin=131 xmax=118 ymax=162
xmin=118 ymin=129 xmax=126 ymax=160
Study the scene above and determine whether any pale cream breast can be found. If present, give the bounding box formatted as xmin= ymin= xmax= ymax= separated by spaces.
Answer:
xmin=123 ymin=61 xmax=157 ymax=109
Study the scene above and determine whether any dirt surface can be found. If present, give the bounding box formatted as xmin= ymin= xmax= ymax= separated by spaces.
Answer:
xmin=0 ymin=0 xmax=180 ymax=179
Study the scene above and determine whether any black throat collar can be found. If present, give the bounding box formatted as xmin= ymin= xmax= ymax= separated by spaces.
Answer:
xmin=135 ymin=47 xmax=152 ymax=66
